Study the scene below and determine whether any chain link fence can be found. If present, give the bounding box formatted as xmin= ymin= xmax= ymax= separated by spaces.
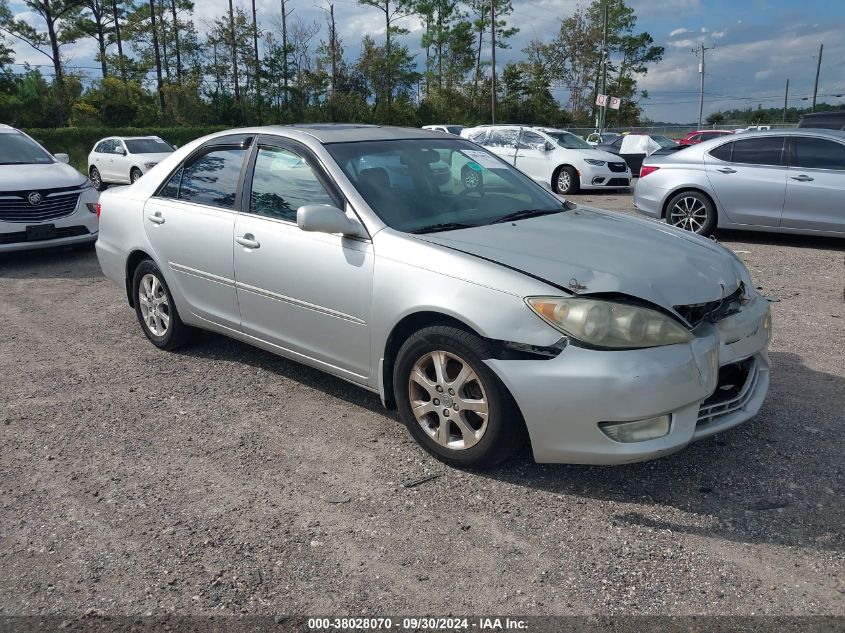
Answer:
xmin=567 ymin=123 xmax=798 ymax=139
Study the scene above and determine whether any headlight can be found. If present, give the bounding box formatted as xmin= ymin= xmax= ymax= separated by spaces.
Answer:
xmin=144 ymin=162 xmax=158 ymax=169
xmin=584 ymin=159 xmax=606 ymax=166
xmin=526 ymin=297 xmax=694 ymax=349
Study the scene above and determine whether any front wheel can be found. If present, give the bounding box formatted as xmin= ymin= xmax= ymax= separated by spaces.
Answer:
xmin=90 ymin=167 xmax=106 ymax=191
xmin=394 ymin=326 xmax=525 ymax=469
xmin=132 ymin=260 xmax=197 ymax=350
xmin=130 ymin=168 xmax=143 ymax=184
xmin=666 ymin=191 xmax=717 ymax=235
xmin=553 ymin=165 xmax=579 ymax=195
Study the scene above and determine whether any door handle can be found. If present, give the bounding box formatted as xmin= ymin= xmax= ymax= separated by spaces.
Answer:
xmin=790 ymin=174 xmax=814 ymax=182
xmin=716 ymin=167 xmax=737 ymax=174
xmin=148 ymin=211 xmax=165 ymax=225
xmin=235 ymin=234 xmax=260 ymax=249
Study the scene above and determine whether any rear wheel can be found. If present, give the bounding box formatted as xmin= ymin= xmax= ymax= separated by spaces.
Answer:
xmin=131 ymin=260 xmax=196 ymax=350
xmin=394 ymin=326 xmax=524 ymax=469
xmin=89 ymin=167 xmax=106 ymax=191
xmin=553 ymin=165 xmax=579 ymax=195
xmin=130 ymin=167 xmax=143 ymax=184
xmin=666 ymin=190 xmax=716 ymax=235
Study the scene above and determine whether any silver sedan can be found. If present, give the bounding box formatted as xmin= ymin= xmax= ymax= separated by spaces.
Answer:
xmin=96 ymin=125 xmax=771 ymax=469
xmin=634 ymin=128 xmax=845 ymax=237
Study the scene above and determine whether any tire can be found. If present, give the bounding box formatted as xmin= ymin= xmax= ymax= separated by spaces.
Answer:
xmin=393 ymin=325 xmax=525 ymax=469
xmin=553 ymin=165 xmax=579 ymax=195
xmin=89 ymin=167 xmax=106 ymax=191
xmin=130 ymin=168 xmax=143 ymax=184
xmin=665 ymin=190 xmax=717 ymax=236
xmin=461 ymin=164 xmax=482 ymax=190
xmin=131 ymin=259 xmax=196 ymax=350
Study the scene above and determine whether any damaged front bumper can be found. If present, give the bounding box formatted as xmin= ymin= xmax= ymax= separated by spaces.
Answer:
xmin=485 ymin=293 xmax=772 ymax=464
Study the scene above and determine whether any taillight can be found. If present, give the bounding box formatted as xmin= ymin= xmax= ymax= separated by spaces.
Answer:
xmin=96 ymin=202 xmax=101 ymax=218
xmin=639 ymin=165 xmax=660 ymax=178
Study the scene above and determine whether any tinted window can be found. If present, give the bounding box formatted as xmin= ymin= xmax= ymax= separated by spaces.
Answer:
xmin=0 ymin=132 xmax=54 ymax=164
xmin=125 ymin=138 xmax=174 ymax=154
xmin=159 ymin=167 xmax=183 ymax=199
xmin=709 ymin=142 xmax=733 ymax=162
xmin=731 ymin=137 xmax=784 ymax=166
xmin=95 ymin=141 xmax=107 ymax=153
xmin=178 ymin=148 xmax=246 ymax=209
xmin=792 ymin=137 xmax=845 ymax=170
xmin=249 ymin=147 xmax=336 ymax=222
xmin=651 ymin=135 xmax=678 ymax=149
xmin=611 ymin=137 xmax=623 ymax=148
xmin=545 ymin=131 xmax=592 ymax=149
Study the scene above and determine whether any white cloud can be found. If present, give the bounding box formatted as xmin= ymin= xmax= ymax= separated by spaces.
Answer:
xmin=669 ymin=27 xmax=690 ymax=37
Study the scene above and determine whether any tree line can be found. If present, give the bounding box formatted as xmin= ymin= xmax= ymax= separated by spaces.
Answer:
xmin=0 ymin=0 xmax=663 ymax=129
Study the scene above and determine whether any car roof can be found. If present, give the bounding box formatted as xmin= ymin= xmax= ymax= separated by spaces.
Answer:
xmin=799 ymin=110 xmax=845 ymax=120
xmin=724 ymin=128 xmax=845 ymax=140
xmin=0 ymin=124 xmax=19 ymax=134
xmin=247 ymin=124 xmax=447 ymax=144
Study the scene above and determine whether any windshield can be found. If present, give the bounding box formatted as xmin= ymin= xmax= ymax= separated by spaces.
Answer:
xmin=544 ymin=131 xmax=593 ymax=150
xmin=0 ymin=133 xmax=54 ymax=165
xmin=124 ymin=138 xmax=174 ymax=154
xmin=651 ymin=135 xmax=678 ymax=149
xmin=326 ymin=138 xmax=567 ymax=233
xmin=445 ymin=125 xmax=463 ymax=135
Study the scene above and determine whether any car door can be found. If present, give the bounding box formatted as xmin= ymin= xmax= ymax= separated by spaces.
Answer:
xmin=781 ymin=135 xmax=845 ymax=233
xmin=514 ymin=130 xmax=552 ymax=182
xmin=91 ymin=140 xmax=108 ymax=173
xmin=704 ymin=136 xmax=787 ymax=227
xmin=98 ymin=139 xmax=117 ymax=180
xmin=111 ymin=139 xmax=129 ymax=182
xmin=142 ymin=135 xmax=250 ymax=329
xmin=232 ymin=137 xmax=374 ymax=381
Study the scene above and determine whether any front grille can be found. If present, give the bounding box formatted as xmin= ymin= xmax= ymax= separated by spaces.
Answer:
xmin=608 ymin=162 xmax=627 ymax=173
xmin=697 ymin=359 xmax=759 ymax=426
xmin=675 ymin=285 xmax=744 ymax=327
xmin=606 ymin=177 xmax=630 ymax=186
xmin=0 ymin=188 xmax=81 ymax=222
xmin=0 ymin=225 xmax=90 ymax=245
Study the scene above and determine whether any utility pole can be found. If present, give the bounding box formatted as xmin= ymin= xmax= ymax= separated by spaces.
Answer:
xmin=281 ymin=0 xmax=291 ymax=112
xmin=599 ymin=2 xmax=608 ymax=131
xmin=149 ymin=0 xmax=165 ymax=113
xmin=783 ymin=78 xmax=789 ymax=123
xmin=692 ymin=42 xmax=711 ymax=129
xmin=228 ymin=0 xmax=241 ymax=108
xmin=811 ymin=43 xmax=823 ymax=112
xmin=252 ymin=0 xmax=261 ymax=123
xmin=490 ymin=0 xmax=496 ymax=124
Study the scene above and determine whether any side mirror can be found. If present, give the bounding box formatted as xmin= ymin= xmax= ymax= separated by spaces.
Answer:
xmin=544 ymin=141 xmax=555 ymax=152
xmin=297 ymin=204 xmax=364 ymax=237
xmin=120 ymin=149 xmax=127 ymax=156
xmin=55 ymin=153 xmax=70 ymax=164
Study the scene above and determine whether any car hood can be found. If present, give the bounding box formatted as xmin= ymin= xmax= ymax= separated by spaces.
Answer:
xmin=583 ymin=149 xmax=626 ymax=164
xmin=0 ymin=162 xmax=86 ymax=191
xmin=417 ymin=207 xmax=742 ymax=310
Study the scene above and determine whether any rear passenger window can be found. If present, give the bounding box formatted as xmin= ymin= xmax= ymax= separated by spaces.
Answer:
xmin=709 ymin=142 xmax=733 ymax=162
xmin=178 ymin=148 xmax=247 ymax=209
xmin=486 ymin=129 xmax=519 ymax=148
xmin=731 ymin=137 xmax=784 ymax=166
xmin=792 ymin=137 xmax=845 ymax=171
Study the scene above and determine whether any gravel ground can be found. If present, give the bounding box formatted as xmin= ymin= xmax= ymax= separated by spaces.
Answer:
xmin=0 ymin=193 xmax=843 ymax=618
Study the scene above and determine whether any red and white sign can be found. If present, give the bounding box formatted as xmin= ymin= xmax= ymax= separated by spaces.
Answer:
xmin=609 ymin=96 xmax=622 ymax=110
xmin=595 ymin=94 xmax=608 ymax=106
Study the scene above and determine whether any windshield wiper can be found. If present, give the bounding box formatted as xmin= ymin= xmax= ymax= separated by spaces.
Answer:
xmin=490 ymin=208 xmax=565 ymax=224
xmin=410 ymin=222 xmax=477 ymax=234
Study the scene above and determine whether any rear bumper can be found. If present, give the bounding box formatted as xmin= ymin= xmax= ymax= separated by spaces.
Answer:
xmin=486 ymin=295 xmax=772 ymax=464
xmin=633 ymin=176 xmax=668 ymax=219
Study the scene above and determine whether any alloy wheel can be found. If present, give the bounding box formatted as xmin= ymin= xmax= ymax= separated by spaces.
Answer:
xmin=408 ymin=350 xmax=489 ymax=450
xmin=669 ymin=196 xmax=709 ymax=233
xmin=557 ymin=170 xmax=571 ymax=192
xmin=90 ymin=169 xmax=101 ymax=189
xmin=138 ymin=273 xmax=170 ymax=336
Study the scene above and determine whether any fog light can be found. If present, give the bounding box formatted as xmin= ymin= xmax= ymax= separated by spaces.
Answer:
xmin=598 ymin=415 xmax=672 ymax=443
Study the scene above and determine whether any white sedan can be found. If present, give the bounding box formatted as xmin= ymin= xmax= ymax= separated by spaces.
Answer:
xmin=88 ymin=136 xmax=175 ymax=190
xmin=465 ymin=125 xmax=631 ymax=194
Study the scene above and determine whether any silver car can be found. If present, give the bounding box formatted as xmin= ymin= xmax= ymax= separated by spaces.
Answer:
xmin=1 ymin=125 xmax=99 ymax=252
xmin=96 ymin=125 xmax=772 ymax=469
xmin=635 ymin=129 xmax=845 ymax=237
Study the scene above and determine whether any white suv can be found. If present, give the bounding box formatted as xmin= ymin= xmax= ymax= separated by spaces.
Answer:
xmin=466 ymin=125 xmax=631 ymax=194
xmin=0 ymin=125 xmax=99 ymax=252
xmin=88 ymin=136 xmax=175 ymax=190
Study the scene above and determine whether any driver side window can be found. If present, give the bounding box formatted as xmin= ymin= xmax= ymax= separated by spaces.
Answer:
xmin=519 ymin=131 xmax=546 ymax=150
